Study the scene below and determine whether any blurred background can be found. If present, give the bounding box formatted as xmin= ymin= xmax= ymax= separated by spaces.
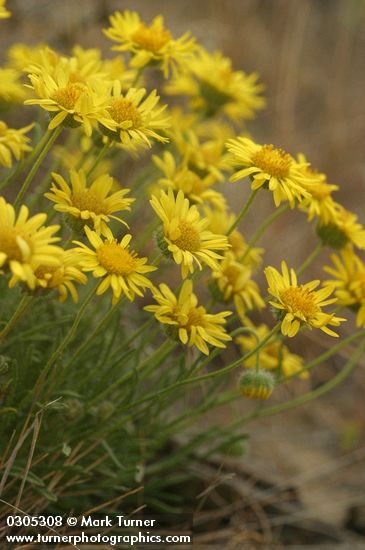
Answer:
xmin=2 ymin=0 xmax=365 ymax=544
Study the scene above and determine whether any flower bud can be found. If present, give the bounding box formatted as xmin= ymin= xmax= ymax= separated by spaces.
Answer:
xmin=239 ymin=369 xmax=274 ymax=400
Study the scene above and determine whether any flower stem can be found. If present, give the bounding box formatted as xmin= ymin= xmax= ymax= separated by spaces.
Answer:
xmin=14 ymin=126 xmax=62 ymax=209
xmin=242 ymin=335 xmax=365 ymax=423
xmin=0 ymin=295 xmax=35 ymax=344
xmin=297 ymin=242 xmax=323 ymax=276
xmin=227 ymin=188 xmax=259 ymax=235
xmin=240 ymin=203 xmax=290 ymax=263
xmin=30 ymin=284 xmax=97 ymax=405
xmin=122 ymin=324 xmax=281 ymax=411
xmin=86 ymin=142 xmax=109 ymax=178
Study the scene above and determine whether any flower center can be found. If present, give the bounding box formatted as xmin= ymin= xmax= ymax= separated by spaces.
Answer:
xmin=97 ymin=242 xmax=136 ymax=275
xmin=52 ymin=83 xmax=85 ymax=110
xmin=0 ymin=227 xmax=32 ymax=262
xmin=280 ymin=286 xmax=319 ymax=319
xmin=35 ymin=264 xmax=60 ymax=280
xmin=173 ymin=220 xmax=201 ymax=252
xmin=71 ymin=191 xmax=106 ymax=215
xmin=132 ymin=24 xmax=172 ymax=53
xmin=253 ymin=144 xmax=292 ymax=178
xmin=108 ymin=99 xmax=142 ymax=127
xmin=186 ymin=306 xmax=206 ymax=328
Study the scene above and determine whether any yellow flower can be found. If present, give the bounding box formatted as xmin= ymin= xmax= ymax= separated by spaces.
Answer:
xmin=0 ymin=0 xmax=10 ymax=19
xmin=297 ymin=154 xmax=339 ymax=223
xmin=73 ymin=227 xmax=156 ymax=304
xmin=227 ymin=137 xmax=313 ymax=208
xmin=145 ymin=279 xmax=231 ymax=355
xmin=153 ymin=151 xmax=227 ymax=210
xmin=45 ymin=169 xmax=134 ymax=236
xmin=7 ymin=43 xmax=54 ymax=72
xmin=0 ymin=121 xmax=33 ymax=168
xmin=0 ymin=68 xmax=26 ymax=103
xmin=103 ymin=10 xmax=196 ymax=77
xmin=316 ymin=203 xmax=365 ymax=250
xmin=211 ymin=253 xmax=264 ymax=320
xmin=165 ymin=48 xmax=265 ymax=121
xmin=33 ymin=249 xmax=87 ymax=303
xmin=324 ymin=247 xmax=365 ymax=327
xmin=265 ymin=260 xmax=345 ymax=337
xmin=168 ymin=112 xmax=233 ymax=183
xmin=102 ymin=81 xmax=170 ymax=147
xmin=0 ymin=197 xmax=61 ymax=290
xmin=205 ymin=206 xmax=263 ymax=267
xmin=236 ymin=323 xmax=307 ymax=380
xmin=25 ymin=64 xmax=114 ymax=137
xmin=151 ymin=189 xmax=230 ymax=278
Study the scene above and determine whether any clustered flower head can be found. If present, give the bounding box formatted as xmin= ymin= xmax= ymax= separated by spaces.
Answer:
xmin=145 ymin=280 xmax=231 ymax=355
xmin=265 ymin=261 xmax=345 ymax=337
xmin=0 ymin=5 xmax=362 ymax=414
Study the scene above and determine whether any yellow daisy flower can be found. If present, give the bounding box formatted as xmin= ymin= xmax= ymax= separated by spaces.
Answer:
xmin=205 ymin=206 xmax=263 ymax=268
xmin=0 ymin=197 xmax=61 ymax=290
xmin=45 ymin=169 xmax=134 ymax=236
xmin=103 ymin=10 xmax=196 ymax=77
xmin=265 ymin=260 xmax=345 ymax=337
xmin=102 ymin=81 xmax=170 ymax=147
xmin=151 ymin=189 xmax=230 ymax=278
xmin=24 ymin=64 xmax=114 ymax=137
xmin=0 ymin=121 xmax=33 ymax=168
xmin=236 ymin=322 xmax=307 ymax=380
xmin=145 ymin=279 xmax=231 ymax=355
xmin=153 ymin=151 xmax=226 ymax=210
xmin=0 ymin=0 xmax=10 ymax=19
xmin=7 ymin=43 xmax=54 ymax=72
xmin=317 ymin=203 xmax=365 ymax=250
xmin=0 ymin=68 xmax=26 ymax=103
xmin=168 ymin=112 xmax=233 ymax=183
xmin=165 ymin=48 xmax=265 ymax=121
xmin=73 ymin=227 xmax=156 ymax=304
xmin=211 ymin=253 xmax=265 ymax=319
xmin=297 ymin=154 xmax=339 ymax=223
xmin=33 ymin=250 xmax=87 ymax=303
xmin=227 ymin=137 xmax=313 ymax=208
xmin=324 ymin=247 xmax=365 ymax=327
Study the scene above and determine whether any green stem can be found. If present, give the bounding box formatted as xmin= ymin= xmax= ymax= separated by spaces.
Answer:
xmin=86 ymin=142 xmax=109 ymax=178
xmin=61 ymin=301 xmax=122 ymax=376
xmin=277 ymin=329 xmax=364 ymax=384
xmin=0 ymin=295 xmax=35 ymax=344
xmin=297 ymin=242 xmax=323 ymax=276
xmin=88 ymin=339 xmax=175 ymax=406
xmin=31 ymin=285 xmax=97 ymax=404
xmin=240 ymin=203 xmax=290 ymax=263
xmin=14 ymin=126 xmax=62 ymax=208
xmin=0 ymin=159 xmax=26 ymax=192
xmin=242 ymin=336 xmax=365 ymax=423
xmin=122 ymin=324 xmax=281 ymax=412
xmin=227 ymin=189 xmax=258 ymax=235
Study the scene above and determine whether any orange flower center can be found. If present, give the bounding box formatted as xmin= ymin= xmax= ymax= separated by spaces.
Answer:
xmin=280 ymin=286 xmax=318 ymax=319
xmin=71 ymin=190 xmax=106 ymax=215
xmin=173 ymin=221 xmax=201 ymax=252
xmin=132 ymin=24 xmax=172 ymax=53
xmin=52 ymin=83 xmax=85 ymax=110
xmin=97 ymin=242 xmax=136 ymax=275
xmin=253 ymin=144 xmax=292 ymax=178
xmin=108 ymin=98 xmax=142 ymax=127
